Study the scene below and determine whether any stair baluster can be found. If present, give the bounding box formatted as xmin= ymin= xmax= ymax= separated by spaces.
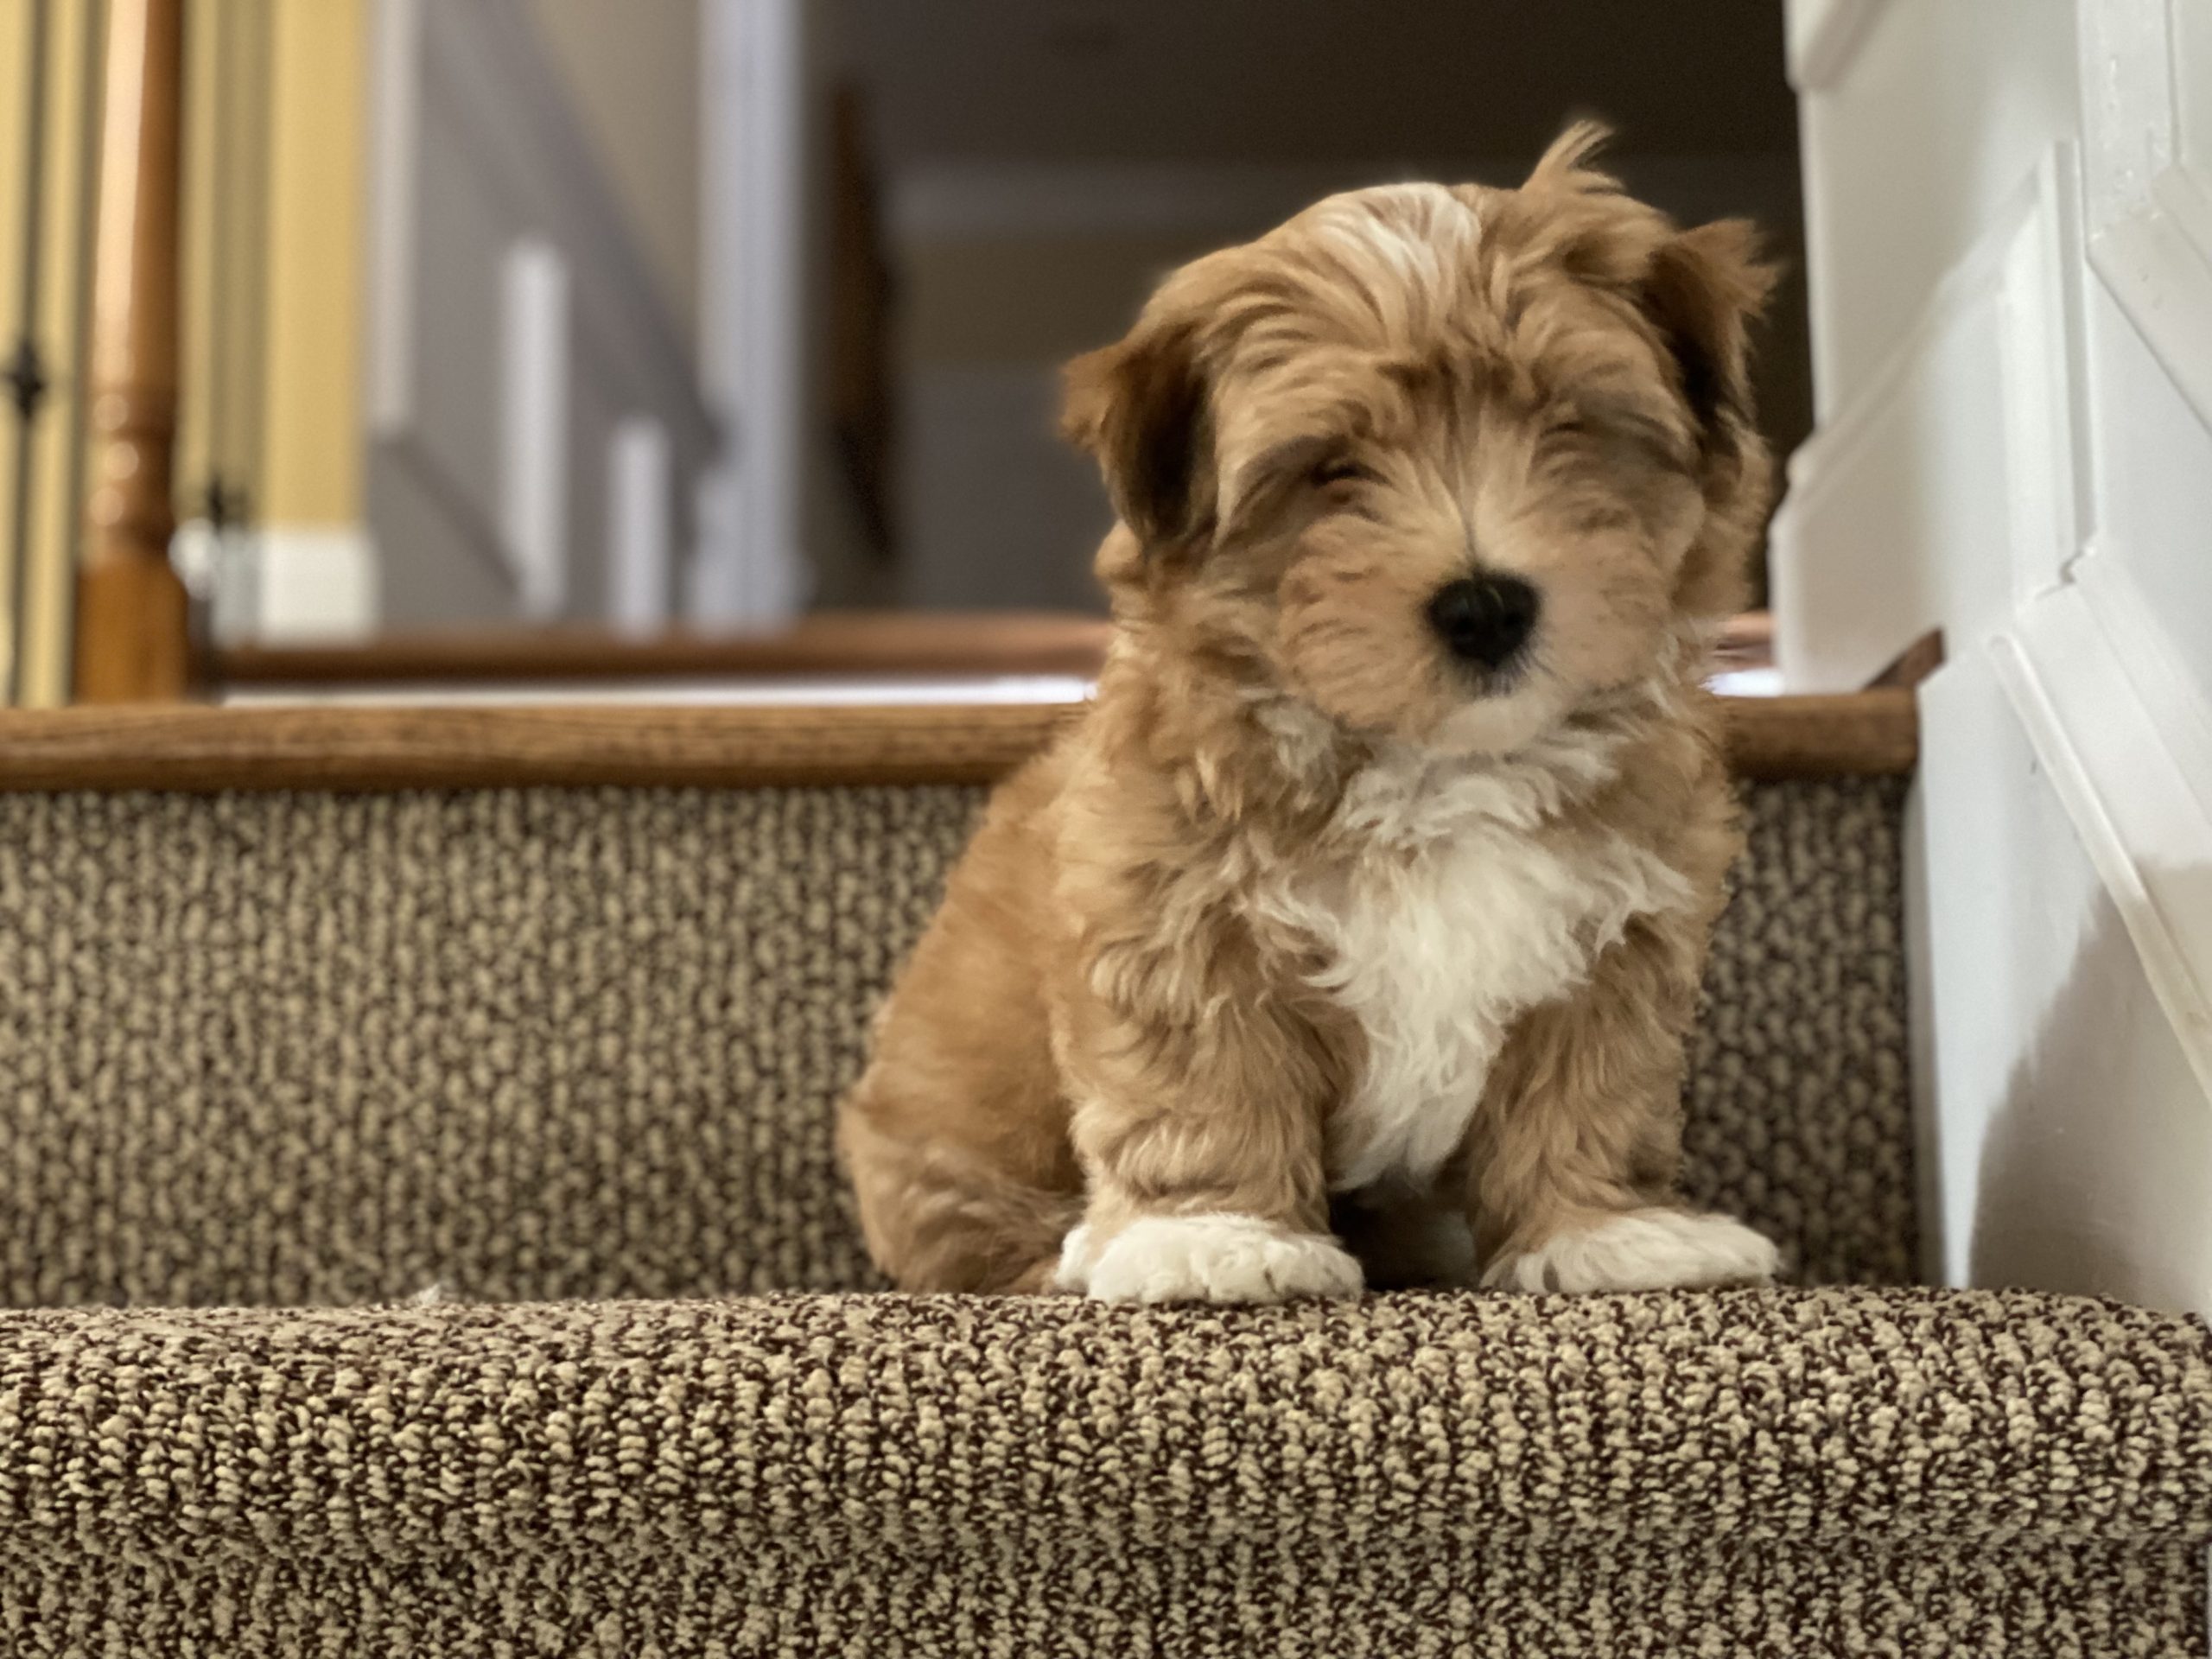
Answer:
xmin=73 ymin=0 xmax=188 ymax=703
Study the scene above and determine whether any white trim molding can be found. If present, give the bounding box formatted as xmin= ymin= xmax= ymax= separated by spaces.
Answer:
xmin=609 ymin=418 xmax=674 ymax=636
xmin=499 ymin=241 xmax=571 ymax=620
xmin=1772 ymin=148 xmax=2087 ymax=690
xmin=2000 ymin=146 xmax=2094 ymax=607
xmin=1990 ymin=553 xmax=2212 ymax=1109
xmin=178 ymin=523 xmax=383 ymax=646
xmin=367 ymin=0 xmax=423 ymax=435
xmin=1789 ymin=0 xmax=2212 ymax=1313
xmin=2079 ymin=0 xmax=2212 ymax=429
xmin=251 ymin=528 xmax=383 ymax=645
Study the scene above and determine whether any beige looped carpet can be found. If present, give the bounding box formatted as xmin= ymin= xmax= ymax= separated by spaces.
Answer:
xmin=1 ymin=777 xmax=2206 ymax=1656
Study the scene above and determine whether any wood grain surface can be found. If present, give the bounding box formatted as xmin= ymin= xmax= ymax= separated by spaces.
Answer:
xmin=0 ymin=690 xmax=1915 ymax=792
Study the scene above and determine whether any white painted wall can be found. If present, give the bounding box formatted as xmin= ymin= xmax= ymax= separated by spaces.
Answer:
xmin=365 ymin=0 xmax=717 ymax=630
xmin=1777 ymin=0 xmax=2212 ymax=1313
xmin=526 ymin=0 xmax=703 ymax=340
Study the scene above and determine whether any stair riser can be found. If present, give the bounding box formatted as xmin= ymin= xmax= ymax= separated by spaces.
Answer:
xmin=0 ymin=778 xmax=1912 ymax=1307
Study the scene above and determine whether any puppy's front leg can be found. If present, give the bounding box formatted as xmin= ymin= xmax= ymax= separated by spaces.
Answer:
xmin=1469 ymin=916 xmax=1779 ymax=1294
xmin=1051 ymin=929 xmax=1363 ymax=1306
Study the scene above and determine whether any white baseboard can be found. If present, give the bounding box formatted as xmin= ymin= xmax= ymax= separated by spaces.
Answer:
xmin=251 ymin=526 xmax=382 ymax=644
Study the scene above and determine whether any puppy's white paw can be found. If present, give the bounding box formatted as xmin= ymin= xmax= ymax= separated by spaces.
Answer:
xmin=1050 ymin=1223 xmax=1094 ymax=1293
xmin=1484 ymin=1208 xmax=1779 ymax=1294
xmin=1084 ymin=1213 xmax=1364 ymax=1305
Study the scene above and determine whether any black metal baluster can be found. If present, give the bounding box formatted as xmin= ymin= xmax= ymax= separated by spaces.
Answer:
xmin=53 ymin=0 xmax=108 ymax=703
xmin=202 ymin=0 xmax=232 ymax=541
xmin=194 ymin=0 xmax=270 ymax=640
xmin=3 ymin=0 xmax=56 ymax=706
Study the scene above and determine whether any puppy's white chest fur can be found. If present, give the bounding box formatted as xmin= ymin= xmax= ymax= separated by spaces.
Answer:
xmin=1262 ymin=740 xmax=1691 ymax=1192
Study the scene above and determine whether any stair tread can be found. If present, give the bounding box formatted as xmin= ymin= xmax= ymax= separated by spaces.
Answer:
xmin=5 ymin=1287 xmax=2206 ymax=1555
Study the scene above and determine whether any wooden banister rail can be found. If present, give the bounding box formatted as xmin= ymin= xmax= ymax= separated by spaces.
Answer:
xmin=73 ymin=0 xmax=189 ymax=702
xmin=0 ymin=690 xmax=1919 ymax=792
xmin=211 ymin=613 xmax=1121 ymax=687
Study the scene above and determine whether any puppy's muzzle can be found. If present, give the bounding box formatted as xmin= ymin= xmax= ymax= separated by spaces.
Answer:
xmin=1427 ymin=575 xmax=1539 ymax=672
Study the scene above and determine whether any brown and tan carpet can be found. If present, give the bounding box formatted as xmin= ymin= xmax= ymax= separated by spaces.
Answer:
xmin=0 ymin=777 xmax=2205 ymax=1656
xmin=0 ymin=779 xmax=1913 ymax=1307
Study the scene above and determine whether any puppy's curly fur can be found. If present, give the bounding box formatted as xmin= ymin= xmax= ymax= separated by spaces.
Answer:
xmin=840 ymin=126 xmax=1783 ymax=1303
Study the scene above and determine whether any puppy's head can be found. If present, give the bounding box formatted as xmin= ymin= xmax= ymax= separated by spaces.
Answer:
xmin=1064 ymin=124 xmax=1776 ymax=758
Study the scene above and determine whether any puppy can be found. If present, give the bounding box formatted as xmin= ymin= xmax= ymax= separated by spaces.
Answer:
xmin=840 ymin=125 xmax=1782 ymax=1303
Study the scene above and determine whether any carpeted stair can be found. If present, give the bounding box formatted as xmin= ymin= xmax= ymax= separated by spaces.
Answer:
xmin=0 ymin=772 xmax=2206 ymax=1656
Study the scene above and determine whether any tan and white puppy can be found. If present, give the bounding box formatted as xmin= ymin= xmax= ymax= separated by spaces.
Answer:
xmin=840 ymin=125 xmax=1782 ymax=1303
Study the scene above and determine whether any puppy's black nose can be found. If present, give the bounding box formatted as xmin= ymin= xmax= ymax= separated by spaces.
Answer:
xmin=1427 ymin=575 xmax=1539 ymax=669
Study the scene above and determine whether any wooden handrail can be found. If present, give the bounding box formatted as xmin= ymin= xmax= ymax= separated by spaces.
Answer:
xmin=73 ymin=0 xmax=189 ymax=702
xmin=213 ymin=613 xmax=1120 ymax=686
xmin=0 ymin=690 xmax=1917 ymax=792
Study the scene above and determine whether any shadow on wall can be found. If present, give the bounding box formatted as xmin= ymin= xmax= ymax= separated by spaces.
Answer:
xmin=1969 ymin=868 xmax=2212 ymax=1314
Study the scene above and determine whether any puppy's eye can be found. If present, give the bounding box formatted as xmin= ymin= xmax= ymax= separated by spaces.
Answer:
xmin=1555 ymin=408 xmax=1691 ymax=473
xmin=1310 ymin=455 xmax=1375 ymax=489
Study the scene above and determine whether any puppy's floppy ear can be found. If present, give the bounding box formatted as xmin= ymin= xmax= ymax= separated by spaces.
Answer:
xmin=1061 ymin=320 xmax=1213 ymax=548
xmin=1641 ymin=218 xmax=1778 ymax=466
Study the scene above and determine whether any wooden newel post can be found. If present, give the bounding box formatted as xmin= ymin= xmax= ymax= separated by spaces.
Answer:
xmin=74 ymin=0 xmax=189 ymax=702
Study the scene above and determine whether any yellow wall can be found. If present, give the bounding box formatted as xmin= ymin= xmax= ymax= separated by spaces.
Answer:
xmin=0 ymin=0 xmax=98 ymax=706
xmin=1 ymin=0 xmax=697 ymax=691
xmin=259 ymin=0 xmax=366 ymax=529
xmin=181 ymin=0 xmax=272 ymax=531
xmin=208 ymin=0 xmax=697 ymax=526
xmin=0 ymin=0 xmax=369 ymax=700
